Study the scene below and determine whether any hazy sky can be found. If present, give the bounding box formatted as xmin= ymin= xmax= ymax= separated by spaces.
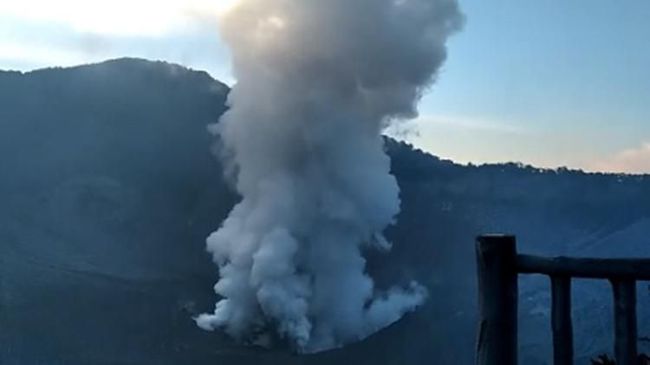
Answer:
xmin=1 ymin=0 xmax=648 ymax=173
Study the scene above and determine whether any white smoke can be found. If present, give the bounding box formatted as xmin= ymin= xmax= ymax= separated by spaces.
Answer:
xmin=195 ymin=0 xmax=462 ymax=353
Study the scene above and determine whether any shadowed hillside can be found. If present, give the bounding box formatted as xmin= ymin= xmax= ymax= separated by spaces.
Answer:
xmin=2 ymin=59 xmax=650 ymax=365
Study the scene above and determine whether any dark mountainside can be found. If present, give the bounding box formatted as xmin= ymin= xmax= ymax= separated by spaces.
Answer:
xmin=1 ymin=59 xmax=650 ymax=365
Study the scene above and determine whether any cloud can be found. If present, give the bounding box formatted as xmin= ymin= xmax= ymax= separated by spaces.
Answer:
xmin=591 ymin=143 xmax=650 ymax=174
xmin=416 ymin=114 xmax=527 ymax=134
xmin=0 ymin=0 xmax=232 ymax=37
xmin=384 ymin=114 xmax=528 ymax=147
xmin=0 ymin=13 xmax=234 ymax=83
xmin=385 ymin=114 xmax=527 ymax=137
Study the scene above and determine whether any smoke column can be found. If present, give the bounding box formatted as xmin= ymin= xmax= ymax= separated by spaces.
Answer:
xmin=196 ymin=0 xmax=462 ymax=353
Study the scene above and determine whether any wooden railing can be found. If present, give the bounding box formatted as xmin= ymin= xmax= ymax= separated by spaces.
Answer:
xmin=476 ymin=234 xmax=650 ymax=365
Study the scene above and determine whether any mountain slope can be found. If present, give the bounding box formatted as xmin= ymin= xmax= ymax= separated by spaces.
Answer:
xmin=2 ymin=59 xmax=650 ymax=365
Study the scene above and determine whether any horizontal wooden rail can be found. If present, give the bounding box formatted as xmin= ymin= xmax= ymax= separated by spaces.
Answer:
xmin=518 ymin=254 xmax=650 ymax=280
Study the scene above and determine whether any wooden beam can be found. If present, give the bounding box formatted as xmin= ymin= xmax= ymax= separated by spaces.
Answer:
xmin=475 ymin=235 xmax=518 ymax=365
xmin=551 ymin=276 xmax=573 ymax=365
xmin=518 ymin=255 xmax=650 ymax=280
xmin=612 ymin=279 xmax=637 ymax=365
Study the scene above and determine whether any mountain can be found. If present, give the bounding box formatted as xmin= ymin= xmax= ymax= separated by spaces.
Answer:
xmin=1 ymin=58 xmax=650 ymax=365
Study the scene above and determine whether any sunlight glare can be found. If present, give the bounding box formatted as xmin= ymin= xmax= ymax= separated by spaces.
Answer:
xmin=0 ymin=0 xmax=244 ymax=36
xmin=214 ymin=0 xmax=242 ymax=16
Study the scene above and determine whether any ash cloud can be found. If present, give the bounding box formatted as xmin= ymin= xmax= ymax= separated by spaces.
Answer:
xmin=196 ymin=0 xmax=462 ymax=353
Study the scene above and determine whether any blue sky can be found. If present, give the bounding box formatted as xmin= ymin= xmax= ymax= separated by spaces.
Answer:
xmin=1 ymin=0 xmax=648 ymax=172
xmin=412 ymin=0 xmax=650 ymax=172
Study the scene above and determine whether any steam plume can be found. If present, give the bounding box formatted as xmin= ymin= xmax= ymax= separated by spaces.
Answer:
xmin=196 ymin=0 xmax=462 ymax=353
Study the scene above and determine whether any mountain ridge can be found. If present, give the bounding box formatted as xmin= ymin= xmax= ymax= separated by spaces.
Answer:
xmin=1 ymin=58 xmax=650 ymax=365
xmin=6 ymin=57 xmax=648 ymax=178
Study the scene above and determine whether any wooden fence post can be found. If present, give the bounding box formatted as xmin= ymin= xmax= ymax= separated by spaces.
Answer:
xmin=551 ymin=276 xmax=573 ymax=365
xmin=612 ymin=279 xmax=637 ymax=365
xmin=476 ymin=235 xmax=518 ymax=365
